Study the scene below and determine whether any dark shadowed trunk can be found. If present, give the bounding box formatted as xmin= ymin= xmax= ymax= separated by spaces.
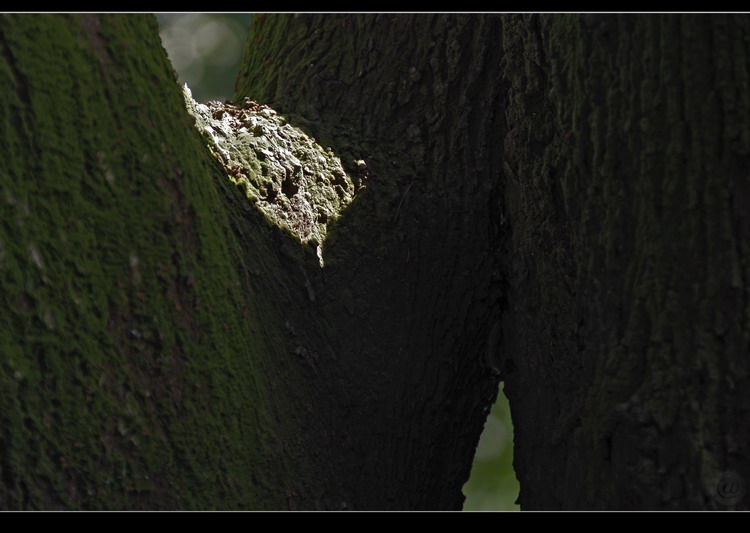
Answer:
xmin=236 ymin=14 xmax=507 ymax=510
xmin=498 ymin=15 xmax=750 ymax=509
xmin=0 ymin=13 xmax=748 ymax=510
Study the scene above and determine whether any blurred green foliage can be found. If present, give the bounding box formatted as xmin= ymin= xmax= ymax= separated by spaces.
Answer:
xmin=157 ymin=13 xmax=251 ymax=102
xmin=462 ymin=387 xmax=520 ymax=510
xmin=157 ymin=13 xmax=519 ymax=511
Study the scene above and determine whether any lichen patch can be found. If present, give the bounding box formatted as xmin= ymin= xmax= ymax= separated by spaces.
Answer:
xmin=182 ymin=85 xmax=354 ymax=265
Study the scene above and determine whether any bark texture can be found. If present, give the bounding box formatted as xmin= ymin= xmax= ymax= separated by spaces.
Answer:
xmin=239 ymin=14 xmax=750 ymax=510
xmin=237 ymin=14 xmax=506 ymax=509
xmin=499 ymin=14 xmax=750 ymax=509
xmin=1 ymin=13 xmax=749 ymax=511
xmin=0 ymin=14 xmax=305 ymax=509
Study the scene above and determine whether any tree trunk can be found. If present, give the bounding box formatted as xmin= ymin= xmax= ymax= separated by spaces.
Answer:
xmin=0 ymin=14 xmax=301 ymax=509
xmin=232 ymin=13 xmax=506 ymax=510
xmin=497 ymin=14 xmax=750 ymax=510
xmin=1 ymin=13 xmax=748 ymax=510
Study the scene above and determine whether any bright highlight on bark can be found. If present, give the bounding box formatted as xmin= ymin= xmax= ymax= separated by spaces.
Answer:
xmin=183 ymin=85 xmax=355 ymax=266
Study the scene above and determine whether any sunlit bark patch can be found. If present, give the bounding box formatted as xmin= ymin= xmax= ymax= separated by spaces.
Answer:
xmin=183 ymin=85 xmax=355 ymax=266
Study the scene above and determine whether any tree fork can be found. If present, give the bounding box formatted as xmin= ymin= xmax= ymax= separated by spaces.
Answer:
xmin=236 ymin=12 xmax=750 ymax=510
xmin=0 ymin=13 xmax=748 ymax=510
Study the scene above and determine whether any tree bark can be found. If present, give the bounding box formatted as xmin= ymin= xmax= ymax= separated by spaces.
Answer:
xmin=236 ymin=13 xmax=507 ymax=510
xmin=497 ymin=14 xmax=750 ymax=510
xmin=1 ymin=13 xmax=749 ymax=510
xmin=0 ymin=14 xmax=302 ymax=509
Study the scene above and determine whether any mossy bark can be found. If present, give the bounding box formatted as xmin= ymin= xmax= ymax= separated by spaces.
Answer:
xmin=0 ymin=14 xmax=308 ymax=509
xmin=1 ymin=13 xmax=749 ymax=511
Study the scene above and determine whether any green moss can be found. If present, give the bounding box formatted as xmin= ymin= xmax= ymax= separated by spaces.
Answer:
xmin=0 ymin=14 xmax=298 ymax=509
